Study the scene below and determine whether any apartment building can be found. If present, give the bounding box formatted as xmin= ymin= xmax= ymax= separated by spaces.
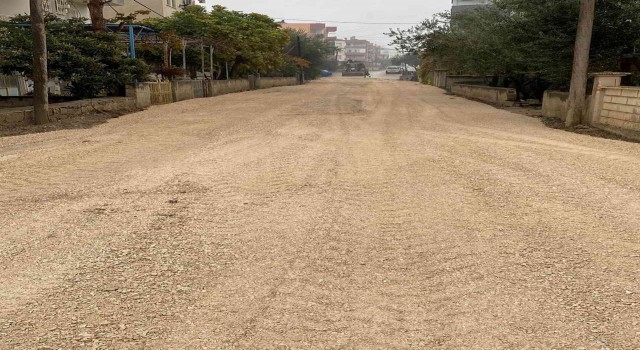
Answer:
xmin=279 ymin=22 xmax=337 ymax=41
xmin=103 ymin=0 xmax=203 ymax=20
xmin=333 ymin=40 xmax=347 ymax=62
xmin=335 ymin=37 xmax=385 ymax=68
xmin=451 ymin=0 xmax=491 ymax=15
xmin=0 ymin=0 xmax=91 ymax=20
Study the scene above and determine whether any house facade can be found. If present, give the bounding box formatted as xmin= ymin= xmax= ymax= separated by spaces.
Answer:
xmin=0 ymin=0 xmax=202 ymax=22
xmin=451 ymin=0 xmax=491 ymax=15
xmin=103 ymin=0 xmax=202 ymax=20
xmin=0 ymin=0 xmax=91 ymax=20
xmin=279 ymin=23 xmax=337 ymax=41
xmin=335 ymin=37 xmax=385 ymax=69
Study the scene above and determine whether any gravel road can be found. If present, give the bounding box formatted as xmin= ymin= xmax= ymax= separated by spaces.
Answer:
xmin=1 ymin=78 xmax=639 ymax=349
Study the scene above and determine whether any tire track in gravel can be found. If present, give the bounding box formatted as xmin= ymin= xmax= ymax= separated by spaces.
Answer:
xmin=2 ymin=78 xmax=640 ymax=349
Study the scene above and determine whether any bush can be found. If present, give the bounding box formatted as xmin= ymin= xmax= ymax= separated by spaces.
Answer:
xmin=0 ymin=15 xmax=148 ymax=99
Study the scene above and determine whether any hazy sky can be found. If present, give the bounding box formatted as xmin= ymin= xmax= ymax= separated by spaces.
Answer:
xmin=203 ymin=0 xmax=451 ymax=48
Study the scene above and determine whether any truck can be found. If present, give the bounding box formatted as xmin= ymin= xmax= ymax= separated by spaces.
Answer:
xmin=341 ymin=60 xmax=367 ymax=77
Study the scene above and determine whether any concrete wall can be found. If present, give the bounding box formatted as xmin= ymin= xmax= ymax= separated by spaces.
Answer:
xmin=542 ymin=91 xmax=570 ymax=121
xmin=541 ymin=73 xmax=640 ymax=140
xmin=208 ymin=80 xmax=252 ymax=96
xmin=171 ymin=80 xmax=195 ymax=102
xmin=432 ymin=70 xmax=448 ymax=89
xmin=127 ymin=77 xmax=299 ymax=107
xmin=542 ymin=91 xmax=594 ymax=123
xmin=445 ymin=76 xmax=486 ymax=92
xmin=0 ymin=77 xmax=301 ymax=126
xmin=451 ymin=84 xmax=517 ymax=107
xmin=258 ymin=77 xmax=298 ymax=89
xmin=597 ymin=87 xmax=640 ymax=133
xmin=0 ymin=96 xmax=78 ymax=109
xmin=0 ymin=97 xmax=136 ymax=126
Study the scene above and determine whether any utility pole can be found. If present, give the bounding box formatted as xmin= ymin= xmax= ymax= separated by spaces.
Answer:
xmin=200 ymin=42 xmax=205 ymax=79
xmin=565 ymin=0 xmax=596 ymax=127
xmin=297 ymin=35 xmax=303 ymax=84
xmin=182 ymin=39 xmax=187 ymax=79
xmin=30 ymin=0 xmax=48 ymax=125
xmin=209 ymin=45 xmax=214 ymax=79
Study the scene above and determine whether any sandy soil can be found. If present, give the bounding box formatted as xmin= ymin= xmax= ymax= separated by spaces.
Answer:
xmin=1 ymin=77 xmax=639 ymax=349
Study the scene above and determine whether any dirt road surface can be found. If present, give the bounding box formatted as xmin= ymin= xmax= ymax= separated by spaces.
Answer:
xmin=1 ymin=78 xmax=639 ymax=349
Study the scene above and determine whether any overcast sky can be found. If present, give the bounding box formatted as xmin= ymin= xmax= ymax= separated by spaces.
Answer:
xmin=203 ymin=0 xmax=451 ymax=48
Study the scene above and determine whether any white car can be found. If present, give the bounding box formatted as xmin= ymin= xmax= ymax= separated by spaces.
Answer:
xmin=385 ymin=66 xmax=402 ymax=74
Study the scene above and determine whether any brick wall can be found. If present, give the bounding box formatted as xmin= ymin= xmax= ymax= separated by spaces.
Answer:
xmin=599 ymin=87 xmax=640 ymax=132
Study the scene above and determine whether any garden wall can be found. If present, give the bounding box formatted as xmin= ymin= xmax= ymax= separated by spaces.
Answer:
xmin=597 ymin=87 xmax=640 ymax=134
xmin=1 ymin=76 xmax=301 ymax=126
xmin=451 ymin=84 xmax=517 ymax=107
xmin=542 ymin=91 xmax=570 ymax=121
xmin=0 ymin=97 xmax=136 ymax=125
xmin=258 ymin=77 xmax=298 ymax=89
xmin=445 ymin=76 xmax=486 ymax=92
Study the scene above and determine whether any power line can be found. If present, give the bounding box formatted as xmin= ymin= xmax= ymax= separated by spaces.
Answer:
xmin=275 ymin=17 xmax=418 ymax=25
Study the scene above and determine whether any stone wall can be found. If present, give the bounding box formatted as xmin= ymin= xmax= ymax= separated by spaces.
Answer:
xmin=451 ymin=84 xmax=517 ymax=107
xmin=0 ymin=97 xmax=136 ymax=125
xmin=597 ymin=87 xmax=640 ymax=133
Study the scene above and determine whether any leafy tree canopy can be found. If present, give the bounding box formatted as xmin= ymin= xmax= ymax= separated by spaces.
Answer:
xmin=387 ymin=0 xmax=640 ymax=92
xmin=145 ymin=5 xmax=289 ymax=77
xmin=0 ymin=14 xmax=148 ymax=98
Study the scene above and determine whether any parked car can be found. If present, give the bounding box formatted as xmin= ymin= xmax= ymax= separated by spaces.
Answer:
xmin=385 ymin=66 xmax=402 ymax=74
xmin=320 ymin=70 xmax=333 ymax=77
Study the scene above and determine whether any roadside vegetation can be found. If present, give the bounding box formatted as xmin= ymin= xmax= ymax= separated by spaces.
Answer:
xmin=0 ymin=5 xmax=334 ymax=99
xmin=387 ymin=0 xmax=640 ymax=99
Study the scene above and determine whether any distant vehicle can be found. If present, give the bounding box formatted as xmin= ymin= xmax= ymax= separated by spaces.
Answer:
xmin=320 ymin=70 xmax=332 ymax=77
xmin=342 ymin=60 xmax=366 ymax=77
xmin=386 ymin=66 xmax=402 ymax=74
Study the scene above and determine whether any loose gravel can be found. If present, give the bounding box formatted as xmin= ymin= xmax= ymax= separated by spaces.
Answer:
xmin=1 ymin=78 xmax=639 ymax=349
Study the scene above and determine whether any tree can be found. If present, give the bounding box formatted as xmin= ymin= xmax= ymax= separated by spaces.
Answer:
xmin=281 ymin=30 xmax=334 ymax=79
xmin=1 ymin=15 xmax=148 ymax=99
xmin=146 ymin=5 xmax=290 ymax=78
xmin=565 ymin=0 xmax=596 ymax=127
xmin=389 ymin=0 xmax=640 ymax=98
xmin=87 ymin=0 xmax=110 ymax=32
xmin=29 ymin=0 xmax=48 ymax=125
xmin=391 ymin=54 xmax=420 ymax=70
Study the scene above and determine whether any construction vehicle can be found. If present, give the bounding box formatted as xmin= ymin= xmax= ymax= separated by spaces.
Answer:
xmin=341 ymin=60 xmax=367 ymax=77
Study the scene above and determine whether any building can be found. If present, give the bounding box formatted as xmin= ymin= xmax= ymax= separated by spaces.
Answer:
xmin=380 ymin=48 xmax=395 ymax=61
xmin=337 ymin=37 xmax=385 ymax=69
xmin=0 ymin=0 xmax=205 ymax=21
xmin=343 ymin=37 xmax=368 ymax=63
xmin=104 ymin=0 xmax=203 ymax=20
xmin=333 ymin=40 xmax=347 ymax=62
xmin=451 ymin=0 xmax=491 ymax=15
xmin=279 ymin=23 xmax=337 ymax=41
xmin=0 ymin=0 xmax=91 ymax=21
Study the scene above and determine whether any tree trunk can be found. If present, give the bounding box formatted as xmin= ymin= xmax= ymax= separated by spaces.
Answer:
xmin=87 ymin=0 xmax=107 ymax=32
xmin=565 ymin=0 xmax=596 ymax=127
xmin=29 ymin=0 xmax=49 ymax=125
